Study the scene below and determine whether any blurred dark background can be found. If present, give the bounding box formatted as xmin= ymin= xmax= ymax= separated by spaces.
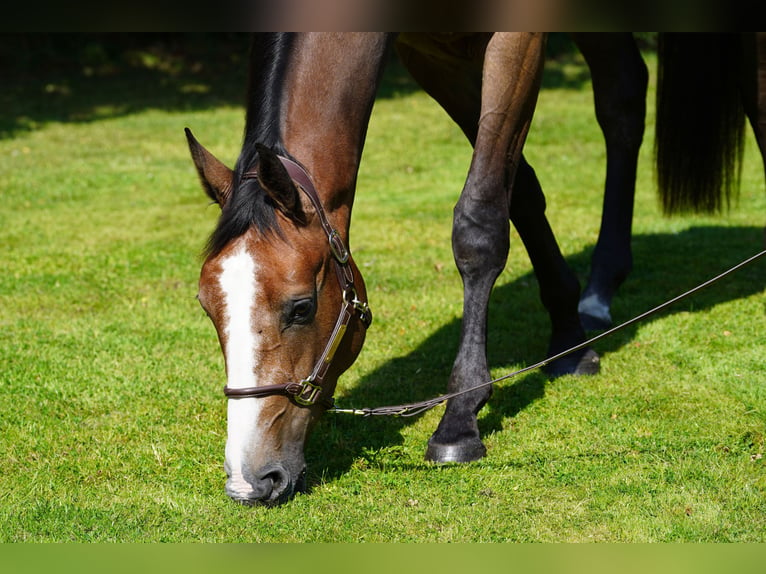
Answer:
xmin=1 ymin=33 xmax=252 ymax=79
xmin=0 ymin=33 xmax=657 ymax=139
xmin=2 ymin=33 xmax=657 ymax=78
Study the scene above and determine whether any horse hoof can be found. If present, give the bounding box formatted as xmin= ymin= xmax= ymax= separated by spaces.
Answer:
xmin=425 ymin=438 xmax=486 ymax=463
xmin=579 ymin=312 xmax=612 ymax=332
xmin=544 ymin=348 xmax=600 ymax=378
xmin=573 ymin=348 xmax=600 ymax=375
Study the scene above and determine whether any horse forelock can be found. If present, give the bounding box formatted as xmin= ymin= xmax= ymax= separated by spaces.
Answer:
xmin=204 ymin=179 xmax=281 ymax=258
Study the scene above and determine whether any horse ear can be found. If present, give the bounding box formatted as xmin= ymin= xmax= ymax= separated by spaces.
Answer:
xmin=255 ymin=144 xmax=307 ymax=224
xmin=185 ymin=128 xmax=234 ymax=207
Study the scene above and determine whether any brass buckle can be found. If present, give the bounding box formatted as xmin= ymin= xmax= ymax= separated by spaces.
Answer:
xmin=355 ymin=299 xmax=372 ymax=328
xmin=345 ymin=288 xmax=373 ymax=328
xmin=294 ymin=379 xmax=322 ymax=406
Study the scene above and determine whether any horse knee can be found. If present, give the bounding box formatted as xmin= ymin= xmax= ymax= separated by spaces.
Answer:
xmin=452 ymin=195 xmax=510 ymax=279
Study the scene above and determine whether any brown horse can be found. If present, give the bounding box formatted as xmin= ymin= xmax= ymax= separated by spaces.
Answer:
xmin=187 ymin=33 xmax=599 ymax=505
xmin=187 ymin=33 xmax=766 ymax=505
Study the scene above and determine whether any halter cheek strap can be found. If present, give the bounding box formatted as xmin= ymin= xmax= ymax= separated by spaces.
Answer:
xmin=222 ymin=156 xmax=372 ymax=408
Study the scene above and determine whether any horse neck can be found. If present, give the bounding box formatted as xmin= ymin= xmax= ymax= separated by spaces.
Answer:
xmin=281 ymin=33 xmax=392 ymax=237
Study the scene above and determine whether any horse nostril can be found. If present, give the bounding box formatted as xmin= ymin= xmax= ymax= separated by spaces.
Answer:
xmin=256 ymin=464 xmax=294 ymax=505
xmin=226 ymin=464 xmax=304 ymax=506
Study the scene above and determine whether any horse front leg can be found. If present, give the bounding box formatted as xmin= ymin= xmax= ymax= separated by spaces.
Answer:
xmin=426 ymin=32 xmax=545 ymax=463
xmin=571 ymin=33 xmax=648 ymax=330
xmin=424 ymin=169 xmax=511 ymax=462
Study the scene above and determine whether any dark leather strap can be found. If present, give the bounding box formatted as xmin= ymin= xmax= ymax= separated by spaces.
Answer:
xmin=223 ymin=155 xmax=371 ymax=408
xmin=278 ymin=156 xmax=350 ymax=265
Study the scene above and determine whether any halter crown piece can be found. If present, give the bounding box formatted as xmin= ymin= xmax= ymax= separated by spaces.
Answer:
xmin=222 ymin=155 xmax=372 ymax=408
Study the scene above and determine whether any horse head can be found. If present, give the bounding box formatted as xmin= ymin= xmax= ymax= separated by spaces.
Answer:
xmin=187 ymin=129 xmax=369 ymax=505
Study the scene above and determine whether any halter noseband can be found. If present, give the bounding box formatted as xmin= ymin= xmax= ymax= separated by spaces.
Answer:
xmin=222 ymin=155 xmax=372 ymax=409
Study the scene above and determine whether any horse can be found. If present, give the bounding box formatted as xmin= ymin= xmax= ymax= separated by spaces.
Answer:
xmin=574 ymin=32 xmax=766 ymax=331
xmin=187 ymin=32 xmax=766 ymax=505
xmin=186 ymin=32 xmax=603 ymax=505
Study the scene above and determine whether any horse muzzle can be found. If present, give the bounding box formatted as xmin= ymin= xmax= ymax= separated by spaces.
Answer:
xmin=225 ymin=462 xmax=306 ymax=506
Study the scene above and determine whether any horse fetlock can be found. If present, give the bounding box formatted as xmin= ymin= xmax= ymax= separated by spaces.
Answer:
xmin=578 ymin=291 xmax=613 ymax=331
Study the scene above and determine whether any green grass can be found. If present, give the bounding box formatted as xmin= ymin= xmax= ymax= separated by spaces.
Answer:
xmin=1 ymin=41 xmax=765 ymax=542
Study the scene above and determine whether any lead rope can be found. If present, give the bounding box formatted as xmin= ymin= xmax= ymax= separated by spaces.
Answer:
xmin=330 ymin=248 xmax=766 ymax=417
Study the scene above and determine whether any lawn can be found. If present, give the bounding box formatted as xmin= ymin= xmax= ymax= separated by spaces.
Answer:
xmin=1 ymin=35 xmax=764 ymax=542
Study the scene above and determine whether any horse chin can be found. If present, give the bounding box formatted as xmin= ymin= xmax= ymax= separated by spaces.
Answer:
xmin=226 ymin=463 xmax=307 ymax=507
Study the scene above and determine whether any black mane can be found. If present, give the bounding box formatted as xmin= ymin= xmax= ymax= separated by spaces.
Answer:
xmin=205 ymin=33 xmax=295 ymax=257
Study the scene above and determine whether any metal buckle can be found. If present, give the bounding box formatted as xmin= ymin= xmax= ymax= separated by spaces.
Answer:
xmin=294 ymin=379 xmax=322 ymax=406
xmin=345 ymin=288 xmax=373 ymax=328
xmin=328 ymin=229 xmax=350 ymax=264
xmin=355 ymin=300 xmax=373 ymax=328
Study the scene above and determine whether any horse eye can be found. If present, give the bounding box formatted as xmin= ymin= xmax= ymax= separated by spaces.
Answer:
xmin=288 ymin=298 xmax=315 ymax=325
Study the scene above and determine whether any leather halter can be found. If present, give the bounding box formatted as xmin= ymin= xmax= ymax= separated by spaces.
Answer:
xmin=222 ymin=155 xmax=372 ymax=408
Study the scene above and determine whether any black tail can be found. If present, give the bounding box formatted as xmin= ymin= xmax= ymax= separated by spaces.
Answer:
xmin=655 ymin=33 xmax=746 ymax=214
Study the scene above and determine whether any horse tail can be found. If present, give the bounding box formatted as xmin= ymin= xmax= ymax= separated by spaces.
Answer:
xmin=655 ymin=33 xmax=746 ymax=214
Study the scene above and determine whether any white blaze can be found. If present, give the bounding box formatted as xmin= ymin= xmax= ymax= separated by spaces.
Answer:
xmin=219 ymin=247 xmax=262 ymax=495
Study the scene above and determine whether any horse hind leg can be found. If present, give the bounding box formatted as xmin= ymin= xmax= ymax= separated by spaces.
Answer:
xmin=511 ymin=156 xmax=601 ymax=377
xmin=571 ymin=33 xmax=648 ymax=330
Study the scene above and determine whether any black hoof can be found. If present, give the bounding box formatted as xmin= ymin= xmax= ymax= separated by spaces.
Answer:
xmin=544 ymin=348 xmax=600 ymax=378
xmin=425 ymin=438 xmax=486 ymax=463
xmin=579 ymin=312 xmax=612 ymax=332
xmin=574 ymin=348 xmax=600 ymax=374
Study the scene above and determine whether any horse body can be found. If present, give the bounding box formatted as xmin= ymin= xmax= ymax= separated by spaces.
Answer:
xmin=188 ymin=32 xmax=598 ymax=505
xmin=188 ymin=32 xmax=766 ymax=505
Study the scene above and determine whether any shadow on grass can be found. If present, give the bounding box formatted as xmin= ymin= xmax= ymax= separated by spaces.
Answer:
xmin=307 ymin=224 xmax=765 ymax=485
